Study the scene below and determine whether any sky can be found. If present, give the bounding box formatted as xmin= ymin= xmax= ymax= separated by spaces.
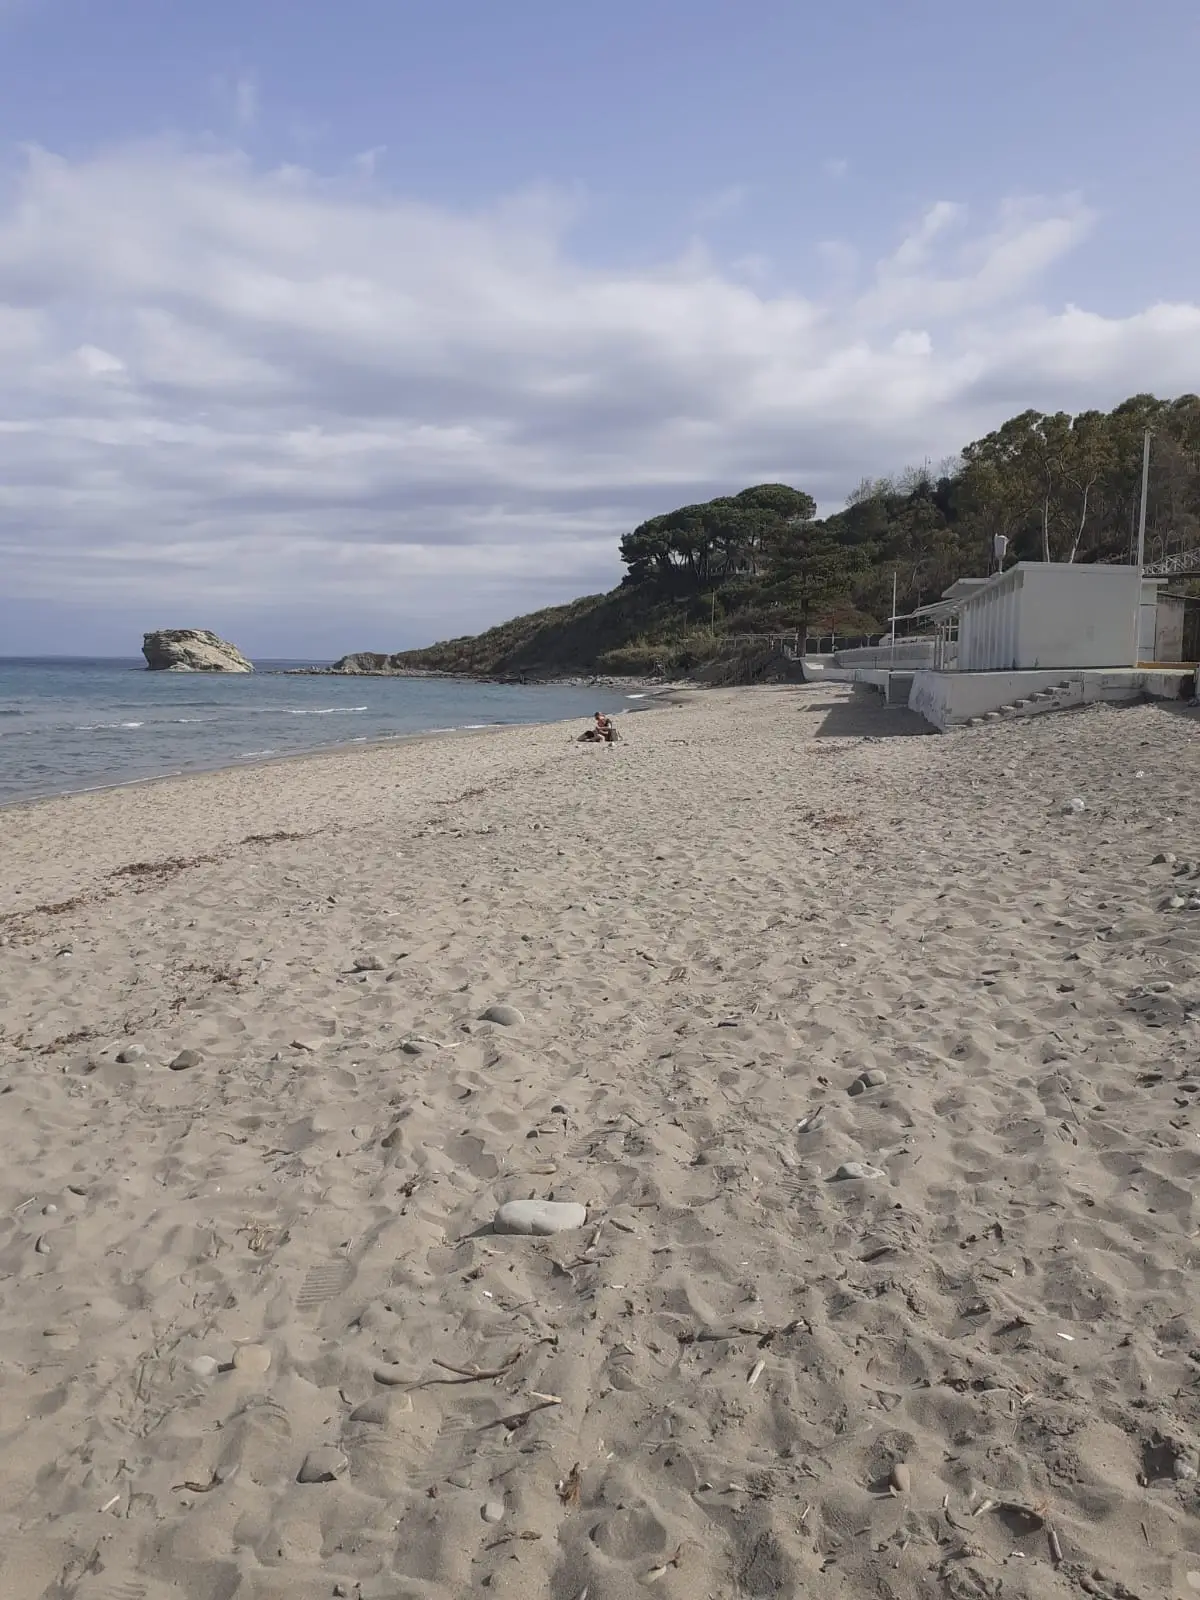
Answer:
xmin=0 ymin=1 xmax=1198 ymax=657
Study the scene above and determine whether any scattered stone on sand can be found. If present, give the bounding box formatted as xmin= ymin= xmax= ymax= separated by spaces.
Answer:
xmin=231 ymin=1343 xmax=271 ymax=1375
xmin=168 ymin=1049 xmax=202 ymax=1071
xmin=889 ymin=1462 xmax=911 ymax=1494
xmin=1062 ymin=797 xmax=1086 ymax=814
xmin=849 ymin=1069 xmax=887 ymax=1095
xmin=116 ymin=1044 xmax=144 ymax=1063
xmin=352 ymin=954 xmax=385 ymax=972
xmin=480 ymin=1003 xmax=525 ymax=1027
xmin=1153 ymin=851 xmax=1176 ymax=865
xmin=829 ymin=1161 xmax=886 ymax=1182
xmin=493 ymin=1198 xmax=587 ymax=1235
xmin=188 ymin=1355 xmax=220 ymax=1378
xmin=298 ymin=1448 xmax=348 ymax=1483
xmin=1164 ymin=895 xmax=1187 ymax=911
xmin=372 ymin=1363 xmax=413 ymax=1387
xmin=350 ymin=1394 xmax=413 ymax=1426
xmin=482 ymin=1500 xmax=505 ymax=1523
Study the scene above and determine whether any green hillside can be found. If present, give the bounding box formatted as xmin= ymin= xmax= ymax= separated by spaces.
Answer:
xmin=337 ymin=392 xmax=1200 ymax=679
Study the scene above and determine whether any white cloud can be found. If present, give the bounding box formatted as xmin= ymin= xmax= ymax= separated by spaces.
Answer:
xmin=75 ymin=343 xmax=125 ymax=376
xmin=234 ymin=76 xmax=259 ymax=130
xmin=0 ymin=141 xmax=1197 ymax=647
xmin=211 ymin=72 xmax=259 ymax=131
xmin=693 ymin=184 xmax=748 ymax=224
xmin=352 ymin=146 xmax=387 ymax=177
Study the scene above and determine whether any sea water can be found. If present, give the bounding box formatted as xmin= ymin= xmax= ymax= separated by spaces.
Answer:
xmin=0 ymin=659 xmax=629 ymax=807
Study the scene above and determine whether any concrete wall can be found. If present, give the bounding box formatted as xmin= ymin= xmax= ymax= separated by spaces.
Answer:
xmin=1154 ymin=594 xmax=1186 ymax=662
xmin=909 ymin=670 xmax=1073 ymax=728
xmin=957 ymin=563 xmax=1142 ymax=671
xmin=1019 ymin=565 xmax=1140 ymax=669
xmin=834 ymin=642 xmax=936 ymax=668
xmin=909 ymin=666 xmax=1191 ymax=730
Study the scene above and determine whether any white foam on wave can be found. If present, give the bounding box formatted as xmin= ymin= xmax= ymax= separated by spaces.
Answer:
xmin=284 ymin=706 xmax=368 ymax=716
xmin=238 ymin=748 xmax=277 ymax=758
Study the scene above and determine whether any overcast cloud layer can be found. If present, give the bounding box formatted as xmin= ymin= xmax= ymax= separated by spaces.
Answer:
xmin=2 ymin=142 xmax=1200 ymax=655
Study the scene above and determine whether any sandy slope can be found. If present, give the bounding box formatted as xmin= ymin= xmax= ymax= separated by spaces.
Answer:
xmin=1 ymin=685 xmax=1199 ymax=1600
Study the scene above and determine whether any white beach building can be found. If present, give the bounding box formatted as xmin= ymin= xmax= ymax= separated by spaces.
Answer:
xmin=865 ymin=562 xmax=1194 ymax=730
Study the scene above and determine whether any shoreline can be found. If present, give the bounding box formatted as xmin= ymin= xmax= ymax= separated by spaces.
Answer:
xmin=0 ymin=683 xmax=695 ymax=910
xmin=0 ymin=681 xmax=689 ymax=817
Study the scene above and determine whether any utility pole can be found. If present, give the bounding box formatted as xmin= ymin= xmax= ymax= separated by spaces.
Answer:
xmin=1132 ymin=428 xmax=1152 ymax=666
xmin=1136 ymin=428 xmax=1151 ymax=568
xmin=889 ymin=570 xmax=898 ymax=665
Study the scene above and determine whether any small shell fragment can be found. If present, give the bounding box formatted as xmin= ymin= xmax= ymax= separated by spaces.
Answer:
xmin=747 ymin=1360 xmax=765 ymax=1386
xmin=889 ymin=1462 xmax=911 ymax=1495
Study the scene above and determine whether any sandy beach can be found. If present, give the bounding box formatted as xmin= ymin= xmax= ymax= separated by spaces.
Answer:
xmin=2 ymin=683 xmax=1199 ymax=1600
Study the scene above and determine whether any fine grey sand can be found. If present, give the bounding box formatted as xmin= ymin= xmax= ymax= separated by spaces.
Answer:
xmin=1 ymin=684 xmax=1199 ymax=1600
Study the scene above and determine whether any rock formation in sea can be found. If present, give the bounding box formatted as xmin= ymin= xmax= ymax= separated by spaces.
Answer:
xmin=142 ymin=629 xmax=254 ymax=672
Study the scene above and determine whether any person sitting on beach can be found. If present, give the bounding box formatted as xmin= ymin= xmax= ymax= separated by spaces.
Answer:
xmin=578 ymin=712 xmax=618 ymax=743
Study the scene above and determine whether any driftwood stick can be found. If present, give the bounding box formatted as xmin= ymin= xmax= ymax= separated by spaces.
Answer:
xmin=413 ymin=1349 xmax=524 ymax=1389
xmin=478 ymin=1397 xmax=562 ymax=1433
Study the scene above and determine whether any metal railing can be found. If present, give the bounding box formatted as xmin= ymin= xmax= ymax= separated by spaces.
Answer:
xmin=1145 ymin=546 xmax=1200 ymax=578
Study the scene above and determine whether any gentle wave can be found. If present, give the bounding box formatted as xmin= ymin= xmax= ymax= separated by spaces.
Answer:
xmin=284 ymin=706 xmax=369 ymax=716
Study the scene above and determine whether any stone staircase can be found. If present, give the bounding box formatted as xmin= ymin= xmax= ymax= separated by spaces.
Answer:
xmin=964 ymin=679 xmax=1083 ymax=728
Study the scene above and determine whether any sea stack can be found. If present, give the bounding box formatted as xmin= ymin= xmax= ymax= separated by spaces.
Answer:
xmin=142 ymin=629 xmax=254 ymax=673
